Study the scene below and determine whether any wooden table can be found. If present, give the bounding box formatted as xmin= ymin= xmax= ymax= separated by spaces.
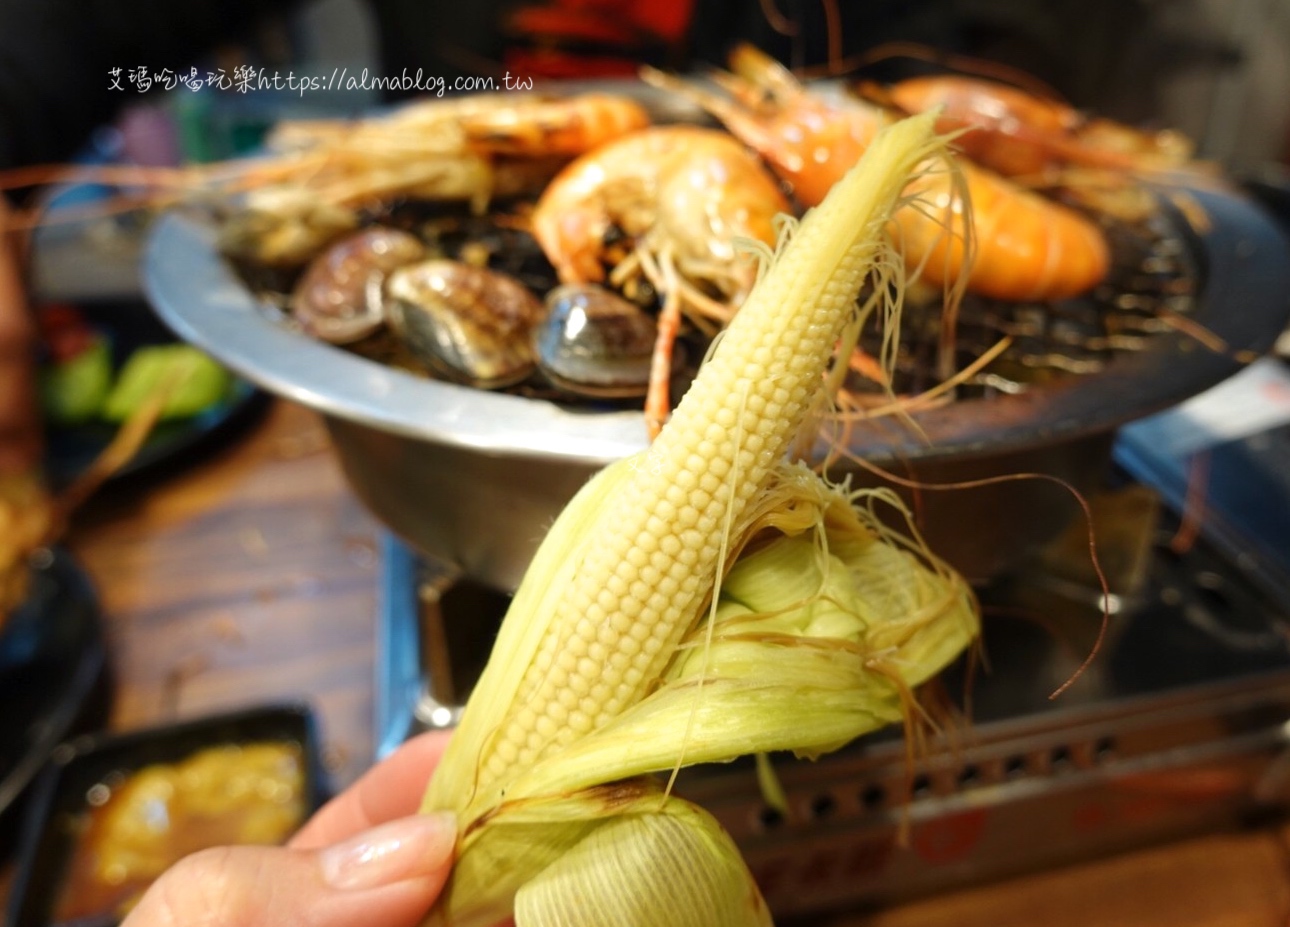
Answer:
xmin=65 ymin=399 xmax=383 ymax=788
xmin=32 ymin=398 xmax=1290 ymax=925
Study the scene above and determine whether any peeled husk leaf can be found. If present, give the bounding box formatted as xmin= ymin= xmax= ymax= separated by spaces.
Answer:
xmin=514 ymin=791 xmax=771 ymax=927
xmin=431 ymin=780 xmax=769 ymax=927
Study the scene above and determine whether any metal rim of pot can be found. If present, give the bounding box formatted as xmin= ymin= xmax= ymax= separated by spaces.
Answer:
xmin=144 ymin=180 xmax=1290 ymax=471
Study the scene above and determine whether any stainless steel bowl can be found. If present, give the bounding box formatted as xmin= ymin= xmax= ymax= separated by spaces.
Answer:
xmin=145 ymin=210 xmax=648 ymax=591
xmin=143 ymin=182 xmax=1290 ymax=591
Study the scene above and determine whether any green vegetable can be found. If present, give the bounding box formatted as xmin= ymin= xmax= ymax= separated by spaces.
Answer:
xmin=102 ymin=346 xmax=232 ymax=422
xmin=40 ymin=336 xmax=113 ymax=424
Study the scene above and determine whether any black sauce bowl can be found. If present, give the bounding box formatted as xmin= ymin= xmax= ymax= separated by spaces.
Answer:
xmin=3 ymin=703 xmax=327 ymax=927
xmin=0 ymin=548 xmax=110 ymax=860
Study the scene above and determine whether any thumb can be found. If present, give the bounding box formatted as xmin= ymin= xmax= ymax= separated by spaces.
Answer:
xmin=122 ymin=812 xmax=456 ymax=927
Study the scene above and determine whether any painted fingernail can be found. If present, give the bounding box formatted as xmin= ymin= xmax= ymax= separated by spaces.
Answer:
xmin=320 ymin=812 xmax=457 ymax=890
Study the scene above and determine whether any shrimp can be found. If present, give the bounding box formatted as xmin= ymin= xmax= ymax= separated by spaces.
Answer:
xmin=268 ymin=92 xmax=650 ymax=158
xmin=643 ymin=45 xmax=1111 ymax=304
xmin=530 ymin=125 xmax=791 ymax=437
xmin=861 ymin=73 xmax=1215 ymax=230
xmin=220 ymin=92 xmax=652 ymax=267
xmin=1 ymin=92 xmax=652 ymax=269
xmin=455 ymin=93 xmax=653 ymax=155
xmin=866 ymin=75 xmax=1196 ymax=179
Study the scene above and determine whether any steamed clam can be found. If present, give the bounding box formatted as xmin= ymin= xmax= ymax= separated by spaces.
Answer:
xmin=385 ymin=259 xmax=543 ymax=389
xmin=268 ymin=201 xmax=690 ymax=403
xmin=289 ymin=227 xmax=425 ymax=344
xmin=534 ymin=284 xmax=662 ymax=398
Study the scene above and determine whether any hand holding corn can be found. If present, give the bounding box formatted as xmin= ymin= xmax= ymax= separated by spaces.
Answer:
xmin=420 ymin=110 xmax=980 ymax=927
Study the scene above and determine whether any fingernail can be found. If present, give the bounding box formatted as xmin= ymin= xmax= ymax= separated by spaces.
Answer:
xmin=319 ymin=812 xmax=457 ymax=891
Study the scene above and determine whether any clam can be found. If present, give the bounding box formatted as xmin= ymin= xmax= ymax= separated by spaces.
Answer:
xmin=534 ymin=284 xmax=662 ymax=398
xmin=385 ymin=259 xmax=542 ymax=389
xmin=290 ymin=227 xmax=425 ymax=344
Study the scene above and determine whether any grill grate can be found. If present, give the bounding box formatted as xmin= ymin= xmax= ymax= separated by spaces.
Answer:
xmin=857 ymin=205 xmax=1202 ymax=398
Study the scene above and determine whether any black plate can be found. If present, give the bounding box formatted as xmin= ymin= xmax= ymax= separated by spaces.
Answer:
xmin=0 ymin=549 xmax=108 ymax=858
xmin=41 ymin=300 xmax=269 ymax=490
xmin=4 ymin=703 xmax=326 ymax=927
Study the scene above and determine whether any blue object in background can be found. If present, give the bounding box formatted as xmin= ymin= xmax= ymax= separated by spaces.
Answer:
xmin=1116 ymin=357 xmax=1290 ymax=606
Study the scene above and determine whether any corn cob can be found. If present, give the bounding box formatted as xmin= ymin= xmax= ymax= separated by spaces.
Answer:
xmin=420 ymin=110 xmax=978 ymax=927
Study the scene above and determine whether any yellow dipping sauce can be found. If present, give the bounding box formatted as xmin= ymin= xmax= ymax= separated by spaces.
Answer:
xmin=54 ymin=741 xmax=307 ymax=923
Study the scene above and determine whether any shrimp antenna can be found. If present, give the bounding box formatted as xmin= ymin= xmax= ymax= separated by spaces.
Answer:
xmin=803 ymin=40 xmax=1067 ymax=104
xmin=756 ymin=0 xmax=798 ymax=36
xmin=819 ymin=0 xmax=843 ymax=77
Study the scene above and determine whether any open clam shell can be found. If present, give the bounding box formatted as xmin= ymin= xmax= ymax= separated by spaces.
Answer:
xmin=385 ymin=259 xmax=543 ymax=389
xmin=289 ymin=227 xmax=425 ymax=344
xmin=534 ymin=284 xmax=665 ymax=398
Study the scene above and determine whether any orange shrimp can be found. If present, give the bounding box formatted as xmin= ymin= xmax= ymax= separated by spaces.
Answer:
xmin=264 ymin=92 xmax=650 ymax=159
xmin=868 ymin=75 xmax=1195 ymax=178
xmin=530 ymin=125 xmax=791 ymax=437
xmin=645 ymin=45 xmax=1111 ymax=303
xmin=0 ymin=92 xmax=654 ymax=267
xmin=456 ymin=92 xmax=652 ymax=155
xmin=217 ymin=91 xmax=657 ymax=265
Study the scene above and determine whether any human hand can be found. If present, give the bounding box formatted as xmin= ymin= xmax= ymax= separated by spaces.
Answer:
xmin=121 ymin=729 xmax=457 ymax=927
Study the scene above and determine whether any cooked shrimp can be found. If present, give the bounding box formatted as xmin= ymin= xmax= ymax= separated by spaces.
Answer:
xmin=456 ymin=93 xmax=652 ymax=155
xmin=264 ymin=91 xmax=649 ymax=158
xmin=861 ymin=72 xmax=1215 ymax=230
xmin=0 ymin=92 xmax=653 ymax=269
xmin=867 ymin=75 xmax=1196 ymax=178
xmin=530 ymin=124 xmax=791 ymax=436
xmin=644 ymin=45 xmax=1111 ymax=303
xmin=225 ymin=92 xmax=654 ymax=266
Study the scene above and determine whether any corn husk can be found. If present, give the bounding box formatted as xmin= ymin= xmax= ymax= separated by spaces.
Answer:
xmin=419 ymin=110 xmax=979 ymax=927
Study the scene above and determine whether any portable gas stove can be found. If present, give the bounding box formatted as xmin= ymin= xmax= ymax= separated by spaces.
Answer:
xmin=373 ymin=449 xmax=1290 ymax=919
